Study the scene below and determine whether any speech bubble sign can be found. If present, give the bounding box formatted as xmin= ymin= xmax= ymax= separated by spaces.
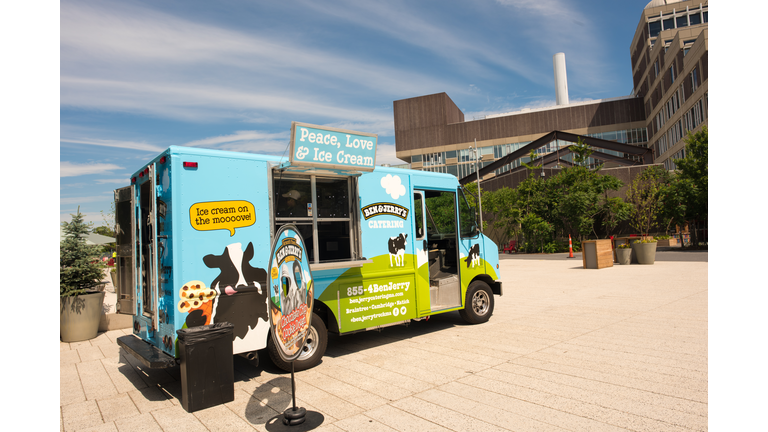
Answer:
xmin=189 ymin=200 xmax=255 ymax=236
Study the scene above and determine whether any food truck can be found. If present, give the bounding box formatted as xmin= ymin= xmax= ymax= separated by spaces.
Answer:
xmin=114 ymin=122 xmax=502 ymax=371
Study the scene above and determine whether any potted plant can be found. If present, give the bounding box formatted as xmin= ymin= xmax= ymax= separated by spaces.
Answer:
xmin=626 ymin=167 xmax=665 ymax=265
xmin=615 ymin=243 xmax=632 ymax=265
xmin=60 ymin=208 xmax=106 ymax=342
xmin=632 ymin=238 xmax=657 ymax=265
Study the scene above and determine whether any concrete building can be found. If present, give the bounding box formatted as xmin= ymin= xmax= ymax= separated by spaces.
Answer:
xmin=393 ymin=0 xmax=708 ymax=179
xmin=631 ymin=0 xmax=708 ymax=170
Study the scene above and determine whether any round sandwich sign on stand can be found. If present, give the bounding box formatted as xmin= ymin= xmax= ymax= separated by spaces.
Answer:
xmin=267 ymin=224 xmax=315 ymax=427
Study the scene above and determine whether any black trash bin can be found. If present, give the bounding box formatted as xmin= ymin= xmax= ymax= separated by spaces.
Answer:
xmin=176 ymin=322 xmax=235 ymax=413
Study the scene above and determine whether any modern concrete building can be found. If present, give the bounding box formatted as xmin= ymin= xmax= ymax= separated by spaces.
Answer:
xmin=393 ymin=0 xmax=708 ymax=179
xmin=631 ymin=0 xmax=708 ymax=170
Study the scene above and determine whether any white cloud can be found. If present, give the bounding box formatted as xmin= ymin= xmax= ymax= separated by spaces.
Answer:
xmin=60 ymin=136 xmax=164 ymax=153
xmin=298 ymin=0 xmax=542 ymax=84
xmin=61 ymin=161 xmax=123 ymax=177
xmin=60 ymin=2 xmax=460 ymax=122
xmin=60 ymin=76 xmax=394 ymax=124
xmin=60 ymin=209 xmax=110 ymax=226
xmin=181 ymin=130 xmax=293 ymax=156
xmin=375 ymin=142 xmax=407 ymax=166
xmin=95 ymin=178 xmax=131 ymax=184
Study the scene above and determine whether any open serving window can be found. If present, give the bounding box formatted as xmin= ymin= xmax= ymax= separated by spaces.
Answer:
xmin=273 ymin=172 xmax=366 ymax=269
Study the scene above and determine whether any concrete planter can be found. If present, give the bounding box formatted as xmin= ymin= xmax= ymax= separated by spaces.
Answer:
xmin=616 ymin=248 xmax=632 ymax=265
xmin=61 ymin=291 xmax=105 ymax=342
xmin=632 ymin=242 xmax=657 ymax=265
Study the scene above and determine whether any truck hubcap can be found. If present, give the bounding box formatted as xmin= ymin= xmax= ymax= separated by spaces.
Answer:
xmin=472 ymin=290 xmax=490 ymax=316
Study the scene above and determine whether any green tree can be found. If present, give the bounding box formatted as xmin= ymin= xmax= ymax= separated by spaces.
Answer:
xmin=571 ymin=137 xmax=593 ymax=167
xmin=601 ymin=196 xmax=633 ymax=238
xmin=521 ymin=149 xmax=542 ymax=171
xmin=520 ymin=213 xmax=553 ymax=253
xmin=98 ymin=201 xmax=116 ymax=237
xmin=626 ymin=166 xmax=667 ymax=238
xmin=61 ymin=208 xmax=105 ymax=297
xmin=549 ymin=164 xmax=626 ymax=241
xmin=674 ymin=126 xmax=708 ymax=246
xmin=483 ymin=186 xmax=522 ymax=244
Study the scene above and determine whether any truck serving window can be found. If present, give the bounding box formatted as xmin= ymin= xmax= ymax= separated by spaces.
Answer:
xmin=274 ymin=174 xmax=359 ymax=264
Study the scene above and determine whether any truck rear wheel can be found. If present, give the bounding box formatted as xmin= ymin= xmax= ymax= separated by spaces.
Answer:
xmin=459 ymin=280 xmax=494 ymax=324
xmin=268 ymin=313 xmax=327 ymax=372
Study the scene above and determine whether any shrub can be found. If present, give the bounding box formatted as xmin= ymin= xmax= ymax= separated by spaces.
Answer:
xmin=60 ymin=209 xmax=105 ymax=297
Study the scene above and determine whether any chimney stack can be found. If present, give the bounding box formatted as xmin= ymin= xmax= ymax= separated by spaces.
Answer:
xmin=553 ymin=53 xmax=569 ymax=105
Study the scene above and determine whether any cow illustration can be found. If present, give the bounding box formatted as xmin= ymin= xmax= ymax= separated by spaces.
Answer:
xmin=203 ymin=242 xmax=269 ymax=343
xmin=466 ymin=243 xmax=480 ymax=268
xmin=279 ymin=260 xmax=307 ymax=316
xmin=388 ymin=233 xmax=408 ymax=267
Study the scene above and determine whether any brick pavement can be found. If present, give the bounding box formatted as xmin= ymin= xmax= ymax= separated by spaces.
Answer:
xmin=60 ymin=254 xmax=707 ymax=431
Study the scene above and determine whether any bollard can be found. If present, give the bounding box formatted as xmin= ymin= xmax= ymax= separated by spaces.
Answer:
xmin=568 ymin=235 xmax=574 ymax=258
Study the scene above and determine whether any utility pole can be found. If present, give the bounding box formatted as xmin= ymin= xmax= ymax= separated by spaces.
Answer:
xmin=470 ymin=140 xmax=483 ymax=233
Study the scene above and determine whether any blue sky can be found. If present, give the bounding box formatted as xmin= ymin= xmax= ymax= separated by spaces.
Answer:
xmin=59 ymin=0 xmax=654 ymax=226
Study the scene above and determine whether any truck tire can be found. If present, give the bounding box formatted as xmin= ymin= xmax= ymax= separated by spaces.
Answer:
xmin=268 ymin=313 xmax=327 ymax=372
xmin=459 ymin=280 xmax=494 ymax=324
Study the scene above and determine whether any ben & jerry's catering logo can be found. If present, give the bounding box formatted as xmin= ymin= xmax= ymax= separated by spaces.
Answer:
xmin=361 ymin=202 xmax=409 ymax=220
xmin=275 ymin=237 xmax=303 ymax=266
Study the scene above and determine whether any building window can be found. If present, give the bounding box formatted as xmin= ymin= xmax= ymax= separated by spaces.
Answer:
xmin=703 ymin=11 xmax=707 ymax=22
xmin=649 ymin=21 xmax=661 ymax=38
xmin=689 ymin=13 xmax=701 ymax=25
xmin=691 ymin=68 xmax=699 ymax=92
xmin=669 ymin=66 xmax=675 ymax=83
xmin=676 ymin=16 xmax=688 ymax=28
xmin=654 ymin=60 xmax=660 ymax=78
xmin=663 ymin=17 xmax=675 ymax=30
xmin=411 ymin=154 xmax=422 ymax=163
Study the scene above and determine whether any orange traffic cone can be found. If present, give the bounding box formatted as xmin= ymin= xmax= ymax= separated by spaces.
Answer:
xmin=567 ymin=234 xmax=574 ymax=258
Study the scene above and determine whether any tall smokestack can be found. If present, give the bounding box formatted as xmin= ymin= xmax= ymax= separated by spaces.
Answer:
xmin=553 ymin=53 xmax=569 ymax=105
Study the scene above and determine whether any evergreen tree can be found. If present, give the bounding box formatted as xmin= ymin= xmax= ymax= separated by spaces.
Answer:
xmin=60 ymin=209 xmax=105 ymax=297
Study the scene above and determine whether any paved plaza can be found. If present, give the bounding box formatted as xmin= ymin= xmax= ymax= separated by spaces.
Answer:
xmin=60 ymin=251 xmax=708 ymax=431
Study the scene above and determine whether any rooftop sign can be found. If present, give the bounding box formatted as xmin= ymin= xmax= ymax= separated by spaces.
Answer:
xmin=289 ymin=122 xmax=377 ymax=172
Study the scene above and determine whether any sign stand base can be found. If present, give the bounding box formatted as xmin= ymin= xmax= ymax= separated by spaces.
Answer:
xmin=283 ymin=361 xmax=306 ymax=426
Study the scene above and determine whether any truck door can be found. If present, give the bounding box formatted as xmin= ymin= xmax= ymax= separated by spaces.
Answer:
xmin=416 ymin=189 xmax=462 ymax=311
xmin=457 ymin=186 xmax=482 ymax=274
xmin=137 ymin=164 xmax=159 ymax=333
xmin=114 ymin=186 xmax=136 ymax=315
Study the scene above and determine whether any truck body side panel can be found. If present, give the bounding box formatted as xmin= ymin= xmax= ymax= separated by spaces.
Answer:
xmin=315 ymin=170 xmax=418 ymax=332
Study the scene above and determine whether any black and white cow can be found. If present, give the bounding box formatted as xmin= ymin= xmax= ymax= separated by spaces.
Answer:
xmin=202 ymin=242 xmax=269 ymax=344
xmin=388 ymin=233 xmax=407 ymax=267
xmin=466 ymin=243 xmax=480 ymax=268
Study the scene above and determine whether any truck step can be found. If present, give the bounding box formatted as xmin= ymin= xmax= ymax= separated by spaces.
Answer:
xmin=117 ymin=335 xmax=177 ymax=369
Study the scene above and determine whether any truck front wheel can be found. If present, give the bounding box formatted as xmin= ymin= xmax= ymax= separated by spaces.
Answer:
xmin=268 ymin=313 xmax=328 ymax=372
xmin=459 ymin=281 xmax=494 ymax=324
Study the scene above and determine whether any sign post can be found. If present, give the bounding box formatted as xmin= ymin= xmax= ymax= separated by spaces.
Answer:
xmin=267 ymin=224 xmax=315 ymax=426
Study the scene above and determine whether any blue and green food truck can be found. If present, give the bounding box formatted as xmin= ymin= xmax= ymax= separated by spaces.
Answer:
xmin=115 ymin=122 xmax=502 ymax=371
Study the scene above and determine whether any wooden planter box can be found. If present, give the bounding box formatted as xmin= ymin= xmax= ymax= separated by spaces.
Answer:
xmin=657 ymin=238 xmax=678 ymax=247
xmin=582 ymin=239 xmax=614 ymax=269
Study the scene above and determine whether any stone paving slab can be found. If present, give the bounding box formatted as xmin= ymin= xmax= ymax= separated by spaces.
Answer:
xmin=60 ymin=255 xmax=707 ymax=431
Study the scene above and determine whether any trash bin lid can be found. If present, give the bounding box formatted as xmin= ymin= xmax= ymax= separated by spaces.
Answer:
xmin=176 ymin=322 xmax=234 ymax=344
